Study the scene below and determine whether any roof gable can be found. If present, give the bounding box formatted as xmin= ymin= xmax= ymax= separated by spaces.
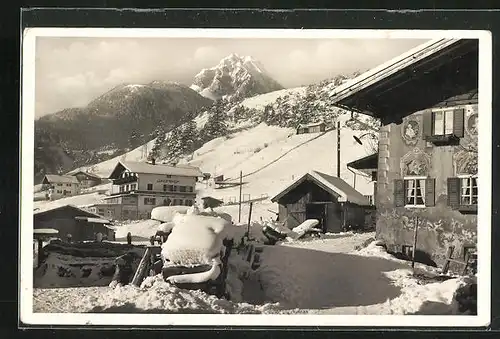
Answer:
xmin=108 ymin=161 xmax=203 ymax=179
xmin=43 ymin=174 xmax=79 ymax=184
xmin=34 ymin=204 xmax=104 ymax=219
xmin=271 ymin=171 xmax=370 ymax=206
xmin=71 ymin=171 xmax=102 ymax=180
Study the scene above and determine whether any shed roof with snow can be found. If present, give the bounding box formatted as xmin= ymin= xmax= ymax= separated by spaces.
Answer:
xmin=42 ymin=174 xmax=79 ymax=185
xmin=297 ymin=121 xmax=326 ymax=129
xmin=329 ymin=38 xmax=478 ymax=120
xmin=34 ymin=204 xmax=108 ymax=220
xmin=271 ymin=170 xmax=370 ymax=206
xmin=69 ymin=170 xmax=102 ymax=180
xmin=108 ymin=160 xmax=203 ymax=179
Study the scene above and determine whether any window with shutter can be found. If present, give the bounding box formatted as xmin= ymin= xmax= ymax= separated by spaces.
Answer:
xmin=403 ymin=177 xmax=427 ymax=208
xmin=453 ymin=108 xmax=465 ymax=138
xmin=456 ymin=175 xmax=478 ymax=213
xmin=394 ymin=179 xmax=405 ymax=207
xmin=425 ymin=178 xmax=436 ymax=207
xmin=447 ymin=177 xmax=461 ymax=209
xmin=422 ymin=111 xmax=433 ymax=139
xmin=425 ymin=107 xmax=465 ymax=144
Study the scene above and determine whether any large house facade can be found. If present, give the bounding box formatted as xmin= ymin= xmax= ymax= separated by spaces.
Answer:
xmin=69 ymin=170 xmax=103 ymax=189
xmin=330 ymin=38 xmax=480 ymax=266
xmin=41 ymin=175 xmax=80 ymax=200
xmin=103 ymin=160 xmax=203 ymax=219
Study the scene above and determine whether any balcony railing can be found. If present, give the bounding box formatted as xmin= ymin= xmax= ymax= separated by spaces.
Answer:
xmin=112 ymin=176 xmax=138 ymax=185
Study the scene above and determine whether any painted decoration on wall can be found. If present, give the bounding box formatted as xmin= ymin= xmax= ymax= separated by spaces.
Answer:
xmin=454 ymin=148 xmax=478 ymax=175
xmin=400 ymin=147 xmax=431 ymax=177
xmin=401 ymin=118 xmax=420 ymax=146
xmin=466 ymin=113 xmax=478 ymax=136
xmin=456 ymin=105 xmax=478 ymax=175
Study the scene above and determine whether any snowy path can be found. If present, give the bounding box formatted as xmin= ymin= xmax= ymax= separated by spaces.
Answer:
xmin=245 ymin=232 xmax=407 ymax=310
xmin=32 ymin=232 xmax=467 ymax=315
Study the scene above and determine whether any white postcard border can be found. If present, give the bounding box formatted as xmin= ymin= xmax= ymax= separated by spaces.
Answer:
xmin=20 ymin=28 xmax=492 ymax=327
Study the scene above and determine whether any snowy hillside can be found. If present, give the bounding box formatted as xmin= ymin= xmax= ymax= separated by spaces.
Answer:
xmin=189 ymin=115 xmax=375 ymax=206
xmin=238 ymin=86 xmax=307 ymax=111
xmin=191 ymin=53 xmax=284 ymax=101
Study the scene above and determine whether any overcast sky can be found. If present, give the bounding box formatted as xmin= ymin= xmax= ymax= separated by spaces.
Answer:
xmin=35 ymin=37 xmax=427 ymax=117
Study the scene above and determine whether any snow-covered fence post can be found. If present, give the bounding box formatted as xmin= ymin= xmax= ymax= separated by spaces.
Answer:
xmin=246 ymin=202 xmax=254 ymax=240
xmin=411 ymin=216 xmax=419 ymax=271
xmin=131 ymin=247 xmax=153 ymax=287
xmin=238 ymin=171 xmax=243 ymax=222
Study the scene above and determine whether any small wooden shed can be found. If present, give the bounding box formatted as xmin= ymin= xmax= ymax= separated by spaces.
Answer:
xmin=296 ymin=122 xmax=326 ymax=134
xmin=271 ymin=170 xmax=372 ymax=233
xmin=33 ymin=205 xmax=115 ymax=242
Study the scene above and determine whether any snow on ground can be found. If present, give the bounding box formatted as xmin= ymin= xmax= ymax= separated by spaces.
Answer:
xmin=81 ymin=139 xmax=156 ymax=178
xmin=113 ymin=219 xmax=162 ymax=240
xmin=239 ymin=87 xmax=307 ymax=111
xmin=193 ymin=122 xmax=374 ymax=205
xmin=33 ymin=274 xmax=283 ymax=314
xmin=190 ymin=123 xmax=298 ymax=177
xmin=33 ymin=231 xmax=470 ymax=315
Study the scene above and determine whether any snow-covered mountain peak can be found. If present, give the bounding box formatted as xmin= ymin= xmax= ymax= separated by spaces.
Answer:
xmin=191 ymin=54 xmax=284 ymax=101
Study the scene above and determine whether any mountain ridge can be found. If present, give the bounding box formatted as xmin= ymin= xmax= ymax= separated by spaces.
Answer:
xmin=191 ymin=53 xmax=284 ymax=102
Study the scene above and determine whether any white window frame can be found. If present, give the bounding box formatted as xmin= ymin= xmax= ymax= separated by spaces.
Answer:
xmin=458 ymin=174 xmax=478 ymax=206
xmin=147 ymin=183 xmax=153 ymax=191
xmin=403 ymin=176 xmax=427 ymax=208
xmin=431 ymin=107 xmax=455 ymax=136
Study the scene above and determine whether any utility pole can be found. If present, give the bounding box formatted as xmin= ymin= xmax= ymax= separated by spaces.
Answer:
xmin=337 ymin=120 xmax=341 ymax=178
xmin=238 ymin=170 xmax=243 ymax=223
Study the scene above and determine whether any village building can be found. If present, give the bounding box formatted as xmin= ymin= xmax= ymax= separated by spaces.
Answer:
xmin=296 ymin=121 xmax=326 ymax=134
xmin=330 ymin=38 xmax=479 ymax=266
xmin=41 ymin=174 xmax=80 ymax=200
xmin=82 ymin=203 xmax=122 ymax=221
xmin=271 ymin=170 xmax=374 ymax=233
xmin=347 ymin=152 xmax=378 ymax=205
xmin=33 ymin=205 xmax=115 ymax=242
xmin=104 ymin=160 xmax=203 ymax=220
xmin=69 ymin=170 xmax=103 ymax=189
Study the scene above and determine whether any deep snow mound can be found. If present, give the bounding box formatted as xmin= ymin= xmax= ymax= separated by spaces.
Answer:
xmin=61 ymin=273 xmax=284 ymax=314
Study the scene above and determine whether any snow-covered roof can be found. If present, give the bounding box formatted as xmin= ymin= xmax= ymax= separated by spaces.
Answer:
xmin=68 ymin=170 xmax=102 ymax=180
xmin=329 ymin=38 xmax=478 ymax=118
xmin=34 ymin=204 xmax=104 ymax=219
xmin=329 ymin=38 xmax=459 ymax=103
xmin=109 ymin=160 xmax=203 ymax=179
xmin=271 ymin=170 xmax=370 ymax=206
xmin=43 ymin=174 xmax=79 ymax=184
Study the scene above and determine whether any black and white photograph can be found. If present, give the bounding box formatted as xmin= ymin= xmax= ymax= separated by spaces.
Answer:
xmin=20 ymin=28 xmax=491 ymax=327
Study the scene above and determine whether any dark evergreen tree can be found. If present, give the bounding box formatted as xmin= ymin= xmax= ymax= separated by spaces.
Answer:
xmin=164 ymin=127 xmax=184 ymax=161
xmin=201 ymin=100 xmax=228 ymax=142
xmin=180 ymin=119 xmax=199 ymax=154
xmin=128 ymin=130 xmax=141 ymax=149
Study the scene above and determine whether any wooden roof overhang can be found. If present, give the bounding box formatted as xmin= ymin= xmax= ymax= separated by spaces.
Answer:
xmin=329 ymin=39 xmax=479 ymax=123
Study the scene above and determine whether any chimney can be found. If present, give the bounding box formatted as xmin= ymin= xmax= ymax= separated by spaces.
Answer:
xmin=151 ymin=158 xmax=156 ymax=165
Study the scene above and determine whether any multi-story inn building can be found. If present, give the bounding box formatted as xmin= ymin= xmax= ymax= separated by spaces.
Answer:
xmin=103 ymin=160 xmax=203 ymax=220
